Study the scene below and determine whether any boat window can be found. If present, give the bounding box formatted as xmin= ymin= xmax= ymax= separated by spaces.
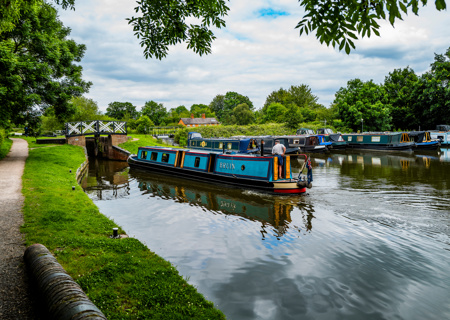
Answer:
xmin=241 ymin=165 xmax=245 ymax=171
xmin=371 ymin=136 xmax=381 ymax=142
xmin=294 ymin=140 xmax=299 ymax=144
xmin=347 ymin=136 xmax=352 ymax=141
xmin=357 ymin=136 xmax=363 ymax=142
xmin=140 ymin=151 xmax=147 ymax=159
xmin=192 ymin=141 xmax=196 ymax=146
xmin=219 ymin=142 xmax=223 ymax=149
xmin=194 ymin=157 xmax=200 ymax=167
xmin=161 ymin=153 xmax=169 ymax=163
xmin=151 ymin=152 xmax=158 ymax=161
xmin=227 ymin=143 xmax=232 ymax=150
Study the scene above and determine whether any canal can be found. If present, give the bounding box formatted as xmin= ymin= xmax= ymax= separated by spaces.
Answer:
xmin=80 ymin=149 xmax=450 ymax=320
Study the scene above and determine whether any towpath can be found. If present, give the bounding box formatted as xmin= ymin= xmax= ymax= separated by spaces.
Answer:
xmin=0 ymin=138 xmax=38 ymax=319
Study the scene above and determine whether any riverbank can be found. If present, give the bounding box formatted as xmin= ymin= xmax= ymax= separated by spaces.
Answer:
xmin=19 ymin=137 xmax=225 ymax=319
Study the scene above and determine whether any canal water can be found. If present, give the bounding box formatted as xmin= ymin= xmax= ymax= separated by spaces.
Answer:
xmin=80 ymin=149 xmax=450 ymax=320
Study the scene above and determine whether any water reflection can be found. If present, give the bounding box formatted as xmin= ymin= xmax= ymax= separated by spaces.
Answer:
xmin=81 ymin=158 xmax=130 ymax=200
xmin=134 ymin=171 xmax=315 ymax=239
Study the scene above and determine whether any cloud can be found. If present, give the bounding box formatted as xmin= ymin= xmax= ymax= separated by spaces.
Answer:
xmin=57 ymin=1 xmax=450 ymax=112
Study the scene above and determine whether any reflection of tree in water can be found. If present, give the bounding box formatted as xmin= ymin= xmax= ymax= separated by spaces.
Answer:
xmin=80 ymin=158 xmax=130 ymax=200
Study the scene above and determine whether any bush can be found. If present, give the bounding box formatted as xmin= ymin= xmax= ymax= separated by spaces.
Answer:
xmin=0 ymin=127 xmax=5 ymax=147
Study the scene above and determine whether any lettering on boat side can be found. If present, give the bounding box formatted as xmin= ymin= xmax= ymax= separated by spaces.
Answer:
xmin=219 ymin=162 xmax=235 ymax=170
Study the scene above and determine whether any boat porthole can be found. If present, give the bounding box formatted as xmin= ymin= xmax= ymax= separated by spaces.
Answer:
xmin=241 ymin=165 xmax=245 ymax=171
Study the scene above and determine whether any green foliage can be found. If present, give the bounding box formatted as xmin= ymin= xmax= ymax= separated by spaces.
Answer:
xmin=21 ymin=143 xmax=225 ymax=319
xmin=69 ymin=96 xmax=105 ymax=121
xmin=384 ymin=67 xmax=420 ymax=129
xmin=136 ymin=115 xmax=154 ymax=134
xmin=284 ymin=104 xmax=304 ymax=129
xmin=409 ymin=47 xmax=450 ymax=129
xmin=209 ymin=92 xmax=254 ymax=124
xmin=106 ymin=101 xmax=139 ymax=120
xmin=230 ymin=103 xmax=254 ymax=125
xmin=190 ymin=104 xmax=215 ymax=118
xmin=141 ymin=100 xmax=168 ymax=126
xmin=127 ymin=0 xmax=229 ymax=59
xmin=296 ymin=0 xmax=447 ymax=54
xmin=119 ymin=134 xmax=175 ymax=155
xmin=0 ymin=2 xmax=91 ymax=126
xmin=264 ymin=103 xmax=287 ymax=123
xmin=334 ymin=79 xmax=392 ymax=132
xmin=0 ymin=136 xmax=12 ymax=160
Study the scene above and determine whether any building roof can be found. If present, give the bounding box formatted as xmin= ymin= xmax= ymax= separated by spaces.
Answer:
xmin=180 ymin=117 xmax=219 ymax=125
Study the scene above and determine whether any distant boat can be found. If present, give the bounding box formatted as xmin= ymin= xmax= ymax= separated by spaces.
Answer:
xmin=278 ymin=135 xmax=328 ymax=153
xmin=187 ymin=132 xmax=260 ymax=154
xmin=407 ymin=131 xmax=440 ymax=151
xmin=429 ymin=125 xmax=450 ymax=146
xmin=341 ymin=132 xmax=414 ymax=152
xmin=234 ymin=136 xmax=301 ymax=155
xmin=128 ymin=146 xmax=313 ymax=194
xmin=316 ymin=128 xmax=348 ymax=150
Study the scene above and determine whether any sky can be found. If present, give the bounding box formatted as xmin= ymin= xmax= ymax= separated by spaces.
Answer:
xmin=57 ymin=1 xmax=450 ymax=113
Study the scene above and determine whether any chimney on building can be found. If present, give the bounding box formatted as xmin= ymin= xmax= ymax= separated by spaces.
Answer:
xmin=191 ymin=113 xmax=194 ymax=119
xmin=202 ymin=113 xmax=206 ymax=119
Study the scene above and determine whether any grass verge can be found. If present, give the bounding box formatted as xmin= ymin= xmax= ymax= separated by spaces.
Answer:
xmin=21 ymin=141 xmax=225 ymax=319
xmin=0 ymin=138 xmax=13 ymax=160
xmin=120 ymin=134 xmax=177 ymax=154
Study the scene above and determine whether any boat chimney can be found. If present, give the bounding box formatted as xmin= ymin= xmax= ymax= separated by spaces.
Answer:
xmin=260 ymin=140 xmax=264 ymax=156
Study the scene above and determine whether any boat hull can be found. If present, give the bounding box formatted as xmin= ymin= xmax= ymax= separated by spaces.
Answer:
xmin=128 ymin=156 xmax=307 ymax=195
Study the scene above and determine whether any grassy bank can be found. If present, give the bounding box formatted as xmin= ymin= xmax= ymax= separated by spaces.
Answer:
xmin=20 ymin=140 xmax=225 ymax=319
xmin=0 ymin=138 xmax=13 ymax=160
xmin=119 ymin=134 xmax=176 ymax=154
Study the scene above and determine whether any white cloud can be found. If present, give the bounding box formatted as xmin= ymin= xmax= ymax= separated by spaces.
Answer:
xmin=57 ymin=1 xmax=450 ymax=112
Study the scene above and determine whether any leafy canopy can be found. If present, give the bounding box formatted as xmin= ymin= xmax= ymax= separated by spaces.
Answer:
xmin=0 ymin=2 xmax=91 ymax=126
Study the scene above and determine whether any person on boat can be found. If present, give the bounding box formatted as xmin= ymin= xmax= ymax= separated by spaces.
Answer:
xmin=272 ymin=139 xmax=286 ymax=179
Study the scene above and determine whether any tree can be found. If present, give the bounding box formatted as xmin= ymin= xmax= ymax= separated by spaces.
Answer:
xmin=141 ymin=100 xmax=168 ymax=126
xmin=410 ymin=47 xmax=450 ymax=129
xmin=0 ymin=2 xmax=91 ymax=126
xmin=296 ymin=0 xmax=447 ymax=54
xmin=384 ymin=67 xmax=419 ymax=130
xmin=264 ymin=103 xmax=287 ymax=123
xmin=2 ymin=1 xmax=446 ymax=57
xmin=230 ymin=103 xmax=254 ymax=125
xmin=190 ymin=104 xmax=215 ymax=118
xmin=334 ymin=79 xmax=392 ymax=132
xmin=105 ymin=102 xmax=138 ymax=120
xmin=209 ymin=91 xmax=253 ymax=124
xmin=69 ymin=96 xmax=103 ymax=121
xmin=136 ymin=115 xmax=154 ymax=134
xmin=284 ymin=104 xmax=304 ymax=129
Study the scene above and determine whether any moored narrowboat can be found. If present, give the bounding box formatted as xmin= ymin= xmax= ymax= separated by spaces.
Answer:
xmin=128 ymin=146 xmax=312 ymax=194
xmin=187 ymin=132 xmax=259 ymax=154
xmin=237 ymin=136 xmax=300 ymax=155
xmin=408 ymin=131 xmax=441 ymax=151
xmin=280 ymin=135 xmax=328 ymax=153
xmin=342 ymin=132 xmax=414 ymax=152
xmin=316 ymin=128 xmax=348 ymax=150
xmin=429 ymin=125 xmax=450 ymax=146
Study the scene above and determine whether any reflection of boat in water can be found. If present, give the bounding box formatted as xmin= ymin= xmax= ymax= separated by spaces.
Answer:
xmin=133 ymin=171 xmax=315 ymax=237
xmin=128 ymin=146 xmax=313 ymax=194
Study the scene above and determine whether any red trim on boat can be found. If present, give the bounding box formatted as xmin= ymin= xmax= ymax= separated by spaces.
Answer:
xmin=274 ymin=188 xmax=306 ymax=194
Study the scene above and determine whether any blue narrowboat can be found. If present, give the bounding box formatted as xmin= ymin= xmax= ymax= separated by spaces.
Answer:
xmin=187 ymin=132 xmax=259 ymax=154
xmin=342 ymin=132 xmax=415 ymax=151
xmin=233 ymin=136 xmax=301 ymax=155
xmin=128 ymin=146 xmax=312 ymax=194
xmin=408 ymin=131 xmax=441 ymax=151
xmin=316 ymin=128 xmax=348 ymax=150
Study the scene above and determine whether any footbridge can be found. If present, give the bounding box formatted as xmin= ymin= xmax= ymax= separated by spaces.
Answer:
xmin=65 ymin=120 xmax=130 ymax=160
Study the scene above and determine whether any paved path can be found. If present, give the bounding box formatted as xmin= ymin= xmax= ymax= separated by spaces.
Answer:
xmin=0 ymin=138 xmax=37 ymax=319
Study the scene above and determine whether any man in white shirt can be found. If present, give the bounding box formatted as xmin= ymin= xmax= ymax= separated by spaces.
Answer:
xmin=272 ymin=139 xmax=286 ymax=179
